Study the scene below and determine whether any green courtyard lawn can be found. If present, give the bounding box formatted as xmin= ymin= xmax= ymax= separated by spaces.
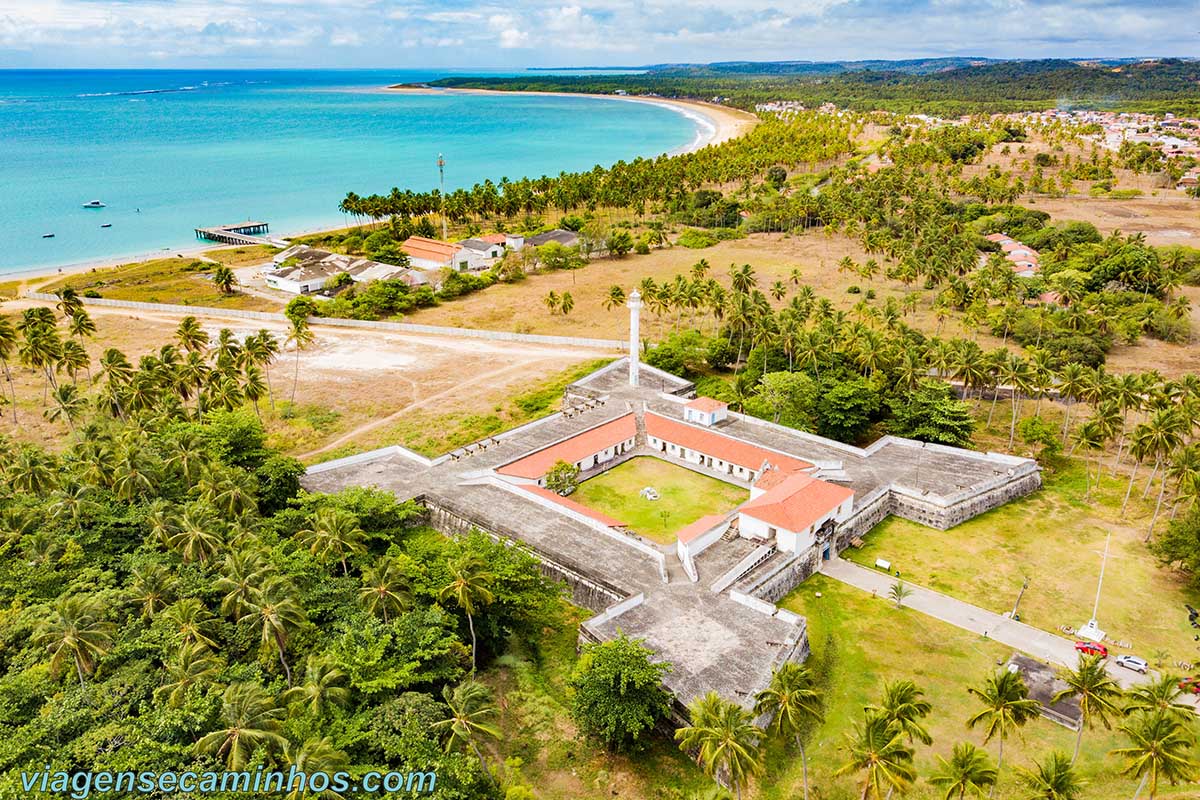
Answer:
xmin=772 ymin=576 xmax=1182 ymax=800
xmin=842 ymin=459 xmax=1200 ymax=667
xmin=571 ymin=456 xmax=748 ymax=544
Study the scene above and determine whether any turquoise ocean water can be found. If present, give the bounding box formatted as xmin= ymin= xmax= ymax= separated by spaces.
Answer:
xmin=0 ymin=70 xmax=698 ymax=275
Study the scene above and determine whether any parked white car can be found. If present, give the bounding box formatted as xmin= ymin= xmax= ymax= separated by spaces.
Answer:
xmin=1115 ymin=654 xmax=1149 ymax=674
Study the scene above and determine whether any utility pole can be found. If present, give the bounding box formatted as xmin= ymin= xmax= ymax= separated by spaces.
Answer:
xmin=437 ymin=153 xmax=447 ymax=241
xmin=1078 ymin=530 xmax=1111 ymax=642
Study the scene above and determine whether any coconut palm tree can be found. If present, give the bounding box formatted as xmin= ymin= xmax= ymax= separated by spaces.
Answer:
xmin=868 ymin=679 xmax=933 ymax=746
xmin=439 ymin=554 xmax=494 ymax=673
xmin=126 ymin=563 xmax=175 ymax=620
xmin=34 ymin=594 xmax=114 ymax=688
xmin=216 ymin=548 xmax=275 ymax=618
xmin=169 ymin=504 xmax=224 ymax=563
xmin=602 ymin=285 xmax=626 ymax=310
xmin=281 ymin=657 xmax=350 ymax=718
xmin=753 ymin=662 xmax=823 ymax=800
xmin=1052 ymin=654 xmax=1122 ymax=765
xmin=156 ymin=641 xmax=222 ymax=707
xmin=359 ymin=557 xmax=414 ymax=623
xmin=1111 ymin=710 xmax=1198 ymax=799
xmin=432 ymin=680 xmax=501 ymax=776
xmin=1019 ymin=751 xmax=1084 ymax=800
xmin=835 ymin=712 xmax=916 ymax=800
xmin=929 ymin=742 xmax=997 ymax=800
xmin=195 ymin=682 xmax=285 ymax=770
xmin=161 ymin=597 xmax=220 ymax=649
xmin=888 ymin=580 xmax=913 ymax=609
xmin=241 ymin=577 xmax=306 ymax=687
xmin=1123 ymin=675 xmax=1194 ymax=723
xmin=0 ymin=314 xmax=19 ymax=423
xmin=287 ymin=321 xmax=315 ymax=405
xmin=282 ymin=737 xmax=350 ymax=800
xmin=676 ymin=692 xmax=763 ymax=800
xmin=297 ymin=508 xmax=365 ymax=576
xmin=211 ymin=265 xmax=238 ymax=294
xmin=966 ymin=669 xmax=1041 ymax=796
xmin=44 ymin=383 xmax=86 ymax=433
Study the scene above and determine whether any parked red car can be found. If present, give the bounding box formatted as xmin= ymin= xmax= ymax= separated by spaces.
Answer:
xmin=1074 ymin=641 xmax=1108 ymax=658
xmin=1179 ymin=677 xmax=1200 ymax=695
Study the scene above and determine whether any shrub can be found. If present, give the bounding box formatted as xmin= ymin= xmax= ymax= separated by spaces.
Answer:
xmin=676 ymin=229 xmax=719 ymax=249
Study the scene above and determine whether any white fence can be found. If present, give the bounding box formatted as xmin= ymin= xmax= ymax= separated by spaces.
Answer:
xmin=23 ymin=292 xmax=625 ymax=350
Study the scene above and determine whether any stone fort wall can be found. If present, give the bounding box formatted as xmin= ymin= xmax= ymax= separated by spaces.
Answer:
xmin=422 ymin=496 xmax=626 ymax=612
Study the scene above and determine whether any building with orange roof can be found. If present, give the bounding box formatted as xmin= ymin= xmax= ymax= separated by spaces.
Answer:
xmin=683 ymin=396 xmax=729 ymax=427
xmin=739 ymin=471 xmax=854 ymax=554
xmin=401 ymin=236 xmax=470 ymax=270
xmin=496 ymin=414 xmax=637 ymax=483
xmin=644 ymin=411 xmax=811 ymax=481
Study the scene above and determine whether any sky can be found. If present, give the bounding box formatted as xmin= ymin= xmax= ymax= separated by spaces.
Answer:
xmin=0 ymin=0 xmax=1196 ymax=69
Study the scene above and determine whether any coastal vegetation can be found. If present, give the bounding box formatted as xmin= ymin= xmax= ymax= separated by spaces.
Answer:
xmin=429 ymin=59 xmax=1200 ymax=116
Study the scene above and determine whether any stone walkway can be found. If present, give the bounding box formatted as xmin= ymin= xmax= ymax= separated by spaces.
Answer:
xmin=820 ymin=557 xmax=1160 ymax=691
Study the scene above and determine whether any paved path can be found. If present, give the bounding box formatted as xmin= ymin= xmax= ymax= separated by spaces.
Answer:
xmin=820 ymin=557 xmax=1154 ymax=690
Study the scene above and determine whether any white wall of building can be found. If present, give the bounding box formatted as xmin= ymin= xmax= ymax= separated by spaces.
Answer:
xmin=646 ymin=434 xmax=755 ymax=481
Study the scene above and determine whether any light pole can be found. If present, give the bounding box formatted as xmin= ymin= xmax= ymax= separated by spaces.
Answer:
xmin=1077 ymin=530 xmax=1111 ymax=643
xmin=437 ymin=153 xmax=447 ymax=241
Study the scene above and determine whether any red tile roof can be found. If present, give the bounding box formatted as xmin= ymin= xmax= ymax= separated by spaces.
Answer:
xmin=753 ymin=467 xmax=792 ymax=491
xmin=480 ymin=233 xmax=507 ymax=245
xmin=644 ymin=412 xmax=812 ymax=473
xmin=985 ymin=233 xmax=1012 ymax=243
xmin=497 ymin=414 xmax=637 ymax=480
xmin=402 ymin=236 xmax=461 ymax=263
xmin=686 ymin=396 xmax=729 ymax=413
xmin=740 ymin=473 xmax=853 ymax=534
xmin=522 ymin=485 xmax=625 ymax=527
xmin=677 ymin=513 xmax=730 ymax=544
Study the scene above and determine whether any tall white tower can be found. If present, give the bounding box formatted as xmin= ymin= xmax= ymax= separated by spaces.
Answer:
xmin=626 ymin=289 xmax=642 ymax=387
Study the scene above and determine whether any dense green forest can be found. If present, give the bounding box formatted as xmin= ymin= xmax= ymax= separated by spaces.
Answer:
xmin=428 ymin=59 xmax=1200 ymax=115
xmin=0 ymin=303 xmax=571 ymax=798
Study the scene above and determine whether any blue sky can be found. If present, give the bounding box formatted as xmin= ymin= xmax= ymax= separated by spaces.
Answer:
xmin=0 ymin=0 xmax=1196 ymax=68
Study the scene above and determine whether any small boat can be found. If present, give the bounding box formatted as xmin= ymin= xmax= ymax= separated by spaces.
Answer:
xmin=100 ymin=223 xmax=112 ymax=228
xmin=42 ymin=233 xmax=55 ymax=238
xmin=82 ymin=200 xmax=106 ymax=209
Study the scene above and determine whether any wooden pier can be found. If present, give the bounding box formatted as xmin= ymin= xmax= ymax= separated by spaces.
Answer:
xmin=195 ymin=221 xmax=272 ymax=246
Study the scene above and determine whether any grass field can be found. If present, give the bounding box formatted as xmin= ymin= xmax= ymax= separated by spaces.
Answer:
xmin=772 ymin=576 xmax=1181 ymax=800
xmin=842 ymin=459 xmax=1200 ymax=665
xmin=571 ymin=456 xmax=748 ymax=543
xmin=37 ymin=256 xmax=277 ymax=310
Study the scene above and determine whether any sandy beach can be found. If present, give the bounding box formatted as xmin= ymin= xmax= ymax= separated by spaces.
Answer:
xmin=385 ymin=85 xmax=758 ymax=154
xmin=1 ymin=87 xmax=756 ymax=289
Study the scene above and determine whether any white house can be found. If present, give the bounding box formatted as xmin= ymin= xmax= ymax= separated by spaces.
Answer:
xmin=401 ymin=236 xmax=475 ymax=271
xmin=265 ymin=245 xmax=415 ymax=295
xmin=738 ymin=470 xmax=854 ymax=555
xmin=683 ymin=397 xmax=729 ymax=427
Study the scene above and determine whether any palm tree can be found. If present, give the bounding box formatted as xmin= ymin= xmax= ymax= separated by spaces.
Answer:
xmin=560 ymin=291 xmax=575 ymax=315
xmin=439 ymin=554 xmax=494 ymax=673
xmin=282 ymin=738 xmax=350 ymax=799
xmin=211 ymin=265 xmax=238 ymax=294
xmin=359 ymin=557 xmax=414 ymax=623
xmin=9 ymin=446 xmax=59 ymax=494
xmin=602 ymin=285 xmax=626 ymax=310
xmin=34 ymin=594 xmax=114 ymax=688
xmin=1123 ymin=675 xmax=1194 ymax=723
xmin=869 ymin=679 xmax=933 ymax=745
xmin=676 ymin=692 xmax=763 ymax=800
xmin=287 ymin=320 xmax=315 ymax=404
xmin=297 ymin=508 xmax=365 ymax=576
xmin=1111 ymin=710 xmax=1198 ymax=799
xmin=835 ymin=712 xmax=916 ymax=800
xmin=126 ymin=563 xmax=175 ymax=620
xmin=1019 ymin=751 xmax=1084 ymax=800
xmin=0 ymin=314 xmax=19 ymax=424
xmin=156 ymin=641 xmax=222 ymax=707
xmin=966 ymin=669 xmax=1041 ymax=796
xmin=888 ymin=580 xmax=913 ymax=609
xmin=195 ymin=682 xmax=285 ymax=770
xmin=753 ymin=662 xmax=823 ymax=800
xmin=216 ymin=548 xmax=274 ymax=619
xmin=432 ymin=681 xmax=501 ymax=776
xmin=929 ymin=742 xmax=997 ymax=800
xmin=44 ymin=383 xmax=86 ymax=433
xmin=1052 ymin=653 xmax=1123 ymax=765
xmin=241 ymin=577 xmax=306 ymax=687
xmin=161 ymin=597 xmax=220 ymax=649
xmin=281 ymin=657 xmax=350 ymax=718
xmin=169 ymin=505 xmax=224 ymax=563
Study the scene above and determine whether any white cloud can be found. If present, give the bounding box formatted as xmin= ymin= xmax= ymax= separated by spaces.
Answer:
xmin=0 ymin=0 xmax=1194 ymax=67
